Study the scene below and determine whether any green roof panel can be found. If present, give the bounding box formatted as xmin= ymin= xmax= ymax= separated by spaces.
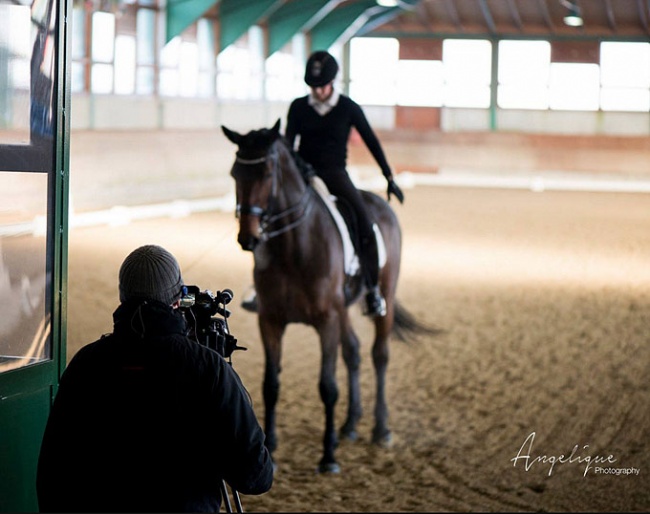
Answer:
xmin=309 ymin=0 xmax=376 ymax=52
xmin=166 ymin=0 xmax=219 ymax=43
xmin=219 ymin=0 xmax=280 ymax=51
xmin=267 ymin=0 xmax=334 ymax=56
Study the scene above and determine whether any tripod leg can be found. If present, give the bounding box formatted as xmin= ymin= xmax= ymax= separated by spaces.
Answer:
xmin=233 ymin=489 xmax=244 ymax=513
xmin=220 ymin=480 xmax=233 ymax=513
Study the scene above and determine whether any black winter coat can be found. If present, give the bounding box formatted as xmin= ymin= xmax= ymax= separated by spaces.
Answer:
xmin=36 ymin=299 xmax=273 ymax=513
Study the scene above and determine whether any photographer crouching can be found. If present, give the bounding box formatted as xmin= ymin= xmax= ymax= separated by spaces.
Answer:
xmin=36 ymin=245 xmax=273 ymax=513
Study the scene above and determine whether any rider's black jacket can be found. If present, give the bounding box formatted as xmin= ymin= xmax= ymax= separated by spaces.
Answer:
xmin=285 ymin=93 xmax=392 ymax=178
xmin=285 ymin=94 xmax=392 ymax=286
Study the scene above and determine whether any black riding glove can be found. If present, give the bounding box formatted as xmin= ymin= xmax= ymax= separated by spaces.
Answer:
xmin=387 ymin=178 xmax=404 ymax=204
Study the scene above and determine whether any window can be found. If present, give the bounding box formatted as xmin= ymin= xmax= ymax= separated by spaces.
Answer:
xmin=0 ymin=0 xmax=56 ymax=371
xmin=115 ymin=35 xmax=136 ymax=95
xmin=266 ymin=33 xmax=309 ymax=102
xmin=197 ymin=19 xmax=216 ymax=98
xmin=0 ymin=3 xmax=31 ymax=142
xmin=498 ymin=40 xmax=551 ymax=109
xmin=443 ymin=39 xmax=492 ymax=108
xmin=136 ymin=8 xmax=156 ymax=95
xmin=91 ymin=11 xmax=115 ymax=62
xmin=397 ymin=60 xmax=443 ymax=107
xmin=66 ymin=5 xmax=650 ymax=114
xmin=136 ymin=8 xmax=156 ymax=66
xmin=216 ymin=26 xmax=265 ymax=101
xmin=179 ymin=41 xmax=199 ymax=97
xmin=217 ymin=44 xmax=252 ymax=100
xmin=350 ymin=37 xmax=399 ymax=105
xmin=266 ymin=50 xmax=296 ymax=101
xmin=549 ymin=63 xmax=599 ymax=111
xmin=91 ymin=11 xmax=115 ymax=94
xmin=70 ymin=7 xmax=85 ymax=93
xmin=600 ymin=42 xmax=650 ymax=112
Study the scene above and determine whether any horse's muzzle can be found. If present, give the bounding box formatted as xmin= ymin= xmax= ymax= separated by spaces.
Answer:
xmin=238 ymin=233 xmax=259 ymax=251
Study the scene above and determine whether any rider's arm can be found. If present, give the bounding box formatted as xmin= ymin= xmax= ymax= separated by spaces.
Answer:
xmin=349 ymin=99 xmax=393 ymax=180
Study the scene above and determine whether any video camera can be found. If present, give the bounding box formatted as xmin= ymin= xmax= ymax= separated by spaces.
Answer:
xmin=178 ymin=285 xmax=247 ymax=513
xmin=179 ymin=285 xmax=246 ymax=361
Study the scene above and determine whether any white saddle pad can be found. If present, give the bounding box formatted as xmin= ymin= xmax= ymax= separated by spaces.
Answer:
xmin=309 ymin=176 xmax=386 ymax=276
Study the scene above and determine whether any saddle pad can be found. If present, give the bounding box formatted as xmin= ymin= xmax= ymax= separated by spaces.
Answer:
xmin=309 ymin=176 xmax=386 ymax=275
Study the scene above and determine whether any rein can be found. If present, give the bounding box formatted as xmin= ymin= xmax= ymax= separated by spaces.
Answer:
xmin=235 ymin=147 xmax=314 ymax=241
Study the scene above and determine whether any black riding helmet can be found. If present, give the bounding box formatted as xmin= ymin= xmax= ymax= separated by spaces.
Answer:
xmin=304 ymin=50 xmax=339 ymax=87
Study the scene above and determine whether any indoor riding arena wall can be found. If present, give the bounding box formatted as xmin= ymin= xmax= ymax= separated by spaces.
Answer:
xmin=68 ymin=99 xmax=650 ymax=213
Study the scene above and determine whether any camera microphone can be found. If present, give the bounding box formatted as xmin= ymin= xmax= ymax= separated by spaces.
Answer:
xmin=219 ymin=289 xmax=234 ymax=305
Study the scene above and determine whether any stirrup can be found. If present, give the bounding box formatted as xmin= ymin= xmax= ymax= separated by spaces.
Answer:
xmin=364 ymin=288 xmax=386 ymax=318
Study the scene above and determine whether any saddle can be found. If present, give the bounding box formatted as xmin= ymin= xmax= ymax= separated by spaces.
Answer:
xmin=309 ymin=176 xmax=386 ymax=278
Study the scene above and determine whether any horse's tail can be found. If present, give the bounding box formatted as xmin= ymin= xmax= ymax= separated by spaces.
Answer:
xmin=392 ymin=300 xmax=444 ymax=342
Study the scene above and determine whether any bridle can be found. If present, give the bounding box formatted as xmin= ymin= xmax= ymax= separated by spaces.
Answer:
xmin=234 ymin=145 xmax=314 ymax=241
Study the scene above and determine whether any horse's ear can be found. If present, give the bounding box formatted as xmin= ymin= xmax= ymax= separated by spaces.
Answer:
xmin=221 ymin=125 xmax=242 ymax=145
xmin=271 ymin=118 xmax=281 ymax=137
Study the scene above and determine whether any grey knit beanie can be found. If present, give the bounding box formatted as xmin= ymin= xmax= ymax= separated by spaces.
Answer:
xmin=119 ymin=245 xmax=184 ymax=305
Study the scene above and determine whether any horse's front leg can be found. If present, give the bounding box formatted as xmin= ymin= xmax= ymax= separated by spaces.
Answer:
xmin=259 ymin=316 xmax=285 ymax=468
xmin=316 ymin=316 xmax=341 ymax=473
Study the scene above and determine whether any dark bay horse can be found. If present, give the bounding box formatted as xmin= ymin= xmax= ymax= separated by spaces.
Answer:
xmin=222 ymin=120 xmax=437 ymax=473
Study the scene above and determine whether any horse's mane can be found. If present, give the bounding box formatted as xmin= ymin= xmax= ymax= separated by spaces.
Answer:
xmin=275 ymin=135 xmax=316 ymax=183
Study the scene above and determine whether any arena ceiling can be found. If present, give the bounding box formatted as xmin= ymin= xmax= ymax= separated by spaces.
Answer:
xmin=166 ymin=0 xmax=650 ymax=54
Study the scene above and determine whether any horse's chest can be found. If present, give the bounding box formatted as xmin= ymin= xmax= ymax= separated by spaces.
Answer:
xmin=254 ymin=242 xmax=334 ymax=273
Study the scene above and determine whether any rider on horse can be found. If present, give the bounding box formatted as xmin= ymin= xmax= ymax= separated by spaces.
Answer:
xmin=240 ymin=50 xmax=405 ymax=318
xmin=285 ymin=50 xmax=404 ymax=317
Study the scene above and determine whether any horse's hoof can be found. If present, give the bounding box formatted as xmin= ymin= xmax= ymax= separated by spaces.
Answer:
xmin=372 ymin=429 xmax=393 ymax=448
xmin=339 ymin=428 xmax=358 ymax=442
xmin=317 ymin=461 xmax=341 ymax=474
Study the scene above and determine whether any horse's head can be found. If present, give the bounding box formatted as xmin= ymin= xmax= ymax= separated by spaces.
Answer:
xmin=222 ymin=119 xmax=283 ymax=251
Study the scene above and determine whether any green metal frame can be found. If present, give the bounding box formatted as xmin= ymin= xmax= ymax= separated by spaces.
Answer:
xmin=0 ymin=0 xmax=71 ymax=509
xmin=489 ymin=36 xmax=498 ymax=131
xmin=56 ymin=0 xmax=72 ymax=381
xmin=0 ymin=366 xmax=53 ymax=511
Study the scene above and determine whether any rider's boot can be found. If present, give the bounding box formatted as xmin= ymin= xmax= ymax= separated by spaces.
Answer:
xmin=364 ymin=285 xmax=387 ymax=318
xmin=241 ymin=286 xmax=258 ymax=313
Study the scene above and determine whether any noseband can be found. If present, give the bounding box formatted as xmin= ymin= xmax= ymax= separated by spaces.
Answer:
xmin=235 ymin=148 xmax=314 ymax=241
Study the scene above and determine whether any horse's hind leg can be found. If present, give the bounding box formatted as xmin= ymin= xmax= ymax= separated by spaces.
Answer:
xmin=339 ymin=315 xmax=362 ymax=441
xmin=371 ymin=312 xmax=393 ymax=447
